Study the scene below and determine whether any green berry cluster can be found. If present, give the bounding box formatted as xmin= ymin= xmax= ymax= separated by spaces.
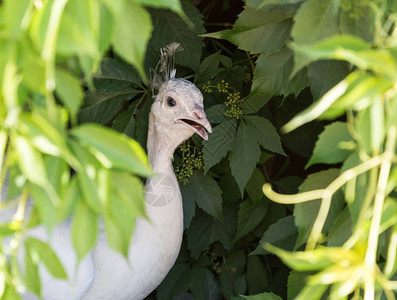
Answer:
xmin=175 ymin=141 xmax=204 ymax=184
xmin=202 ymin=80 xmax=244 ymax=119
xmin=340 ymin=0 xmax=369 ymax=19
xmin=203 ymin=246 xmax=222 ymax=274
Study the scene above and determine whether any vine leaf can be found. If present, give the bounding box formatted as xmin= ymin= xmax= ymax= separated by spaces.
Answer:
xmin=251 ymin=48 xmax=308 ymax=97
xmin=187 ymin=206 xmax=236 ymax=258
xmin=245 ymin=116 xmax=285 ymax=155
xmin=231 ymin=116 xmax=284 ymax=194
xmin=203 ymin=120 xmax=237 ymax=173
xmin=307 ymin=122 xmax=354 ymax=167
xmin=204 ymin=7 xmax=292 ymax=55
xmin=294 ymin=169 xmax=344 ymax=248
xmin=252 ymin=215 xmax=297 ymax=255
xmin=183 ymin=171 xmax=223 ymax=220
xmin=230 ymin=120 xmax=261 ymax=194
xmin=234 ymin=199 xmax=268 ymax=241
xmin=291 ymin=0 xmax=339 ymax=44
xmin=147 ymin=0 xmax=205 ymax=72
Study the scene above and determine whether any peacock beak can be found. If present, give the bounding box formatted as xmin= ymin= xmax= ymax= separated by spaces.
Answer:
xmin=176 ymin=108 xmax=212 ymax=141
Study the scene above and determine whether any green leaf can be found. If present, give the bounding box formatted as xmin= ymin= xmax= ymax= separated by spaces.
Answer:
xmin=203 ymin=120 xmax=237 ymax=173
xmin=251 ymin=49 xmax=308 ymax=97
xmin=106 ymin=171 xmax=145 ymax=255
xmin=339 ymin=5 xmax=375 ymax=43
xmin=204 ymin=7 xmax=292 ymax=55
xmin=230 ymin=120 xmax=261 ymax=194
xmin=307 ymin=60 xmax=350 ymax=100
xmin=294 ymin=169 xmax=344 ymax=247
xmin=246 ymin=168 xmax=266 ymax=203
xmin=25 ymin=237 xmax=67 ymax=279
xmin=219 ymin=251 xmax=247 ymax=297
xmin=94 ymin=57 xmax=141 ymax=92
xmin=187 ymin=206 xmax=236 ymax=257
xmin=71 ymin=123 xmax=151 ymax=176
xmin=235 ymin=199 xmax=268 ymax=241
xmin=157 ymin=263 xmax=191 ymax=300
xmin=70 ymin=141 xmax=104 ymax=213
xmin=112 ymin=1 xmax=152 ymax=81
xmin=14 ymin=135 xmax=47 ymax=186
xmin=180 ymin=182 xmax=196 ymax=229
xmin=18 ymin=113 xmax=75 ymax=165
xmin=265 ymin=244 xmax=355 ymax=272
xmin=242 ymin=95 xmax=271 ymax=114
xmin=307 ymin=122 xmax=354 ymax=167
xmin=247 ymin=256 xmax=269 ymax=294
xmin=291 ymin=0 xmax=339 ymax=44
xmin=72 ymin=201 xmax=98 ymax=261
xmin=190 ymin=266 xmax=219 ymax=300
xmin=355 ymin=100 xmax=385 ymax=154
xmin=24 ymin=244 xmax=41 ymax=296
xmin=184 ymin=171 xmax=223 ymax=220
xmin=55 ymin=68 xmax=83 ymax=115
xmin=103 ymin=212 xmax=129 ymax=257
xmin=252 ymin=215 xmax=297 ymax=255
xmin=287 ymin=271 xmax=313 ymax=300
xmin=239 ymin=292 xmax=283 ymax=300
xmin=134 ymin=0 xmax=186 ymax=20
xmin=3 ymin=0 xmax=33 ymax=39
xmin=244 ymin=116 xmax=285 ymax=155
xmin=147 ymin=0 xmax=205 ymax=72
xmin=327 ymin=208 xmax=352 ymax=247
xmin=291 ymin=35 xmax=397 ymax=78
xmin=247 ymin=0 xmax=304 ymax=10
xmin=79 ymin=92 xmax=137 ymax=125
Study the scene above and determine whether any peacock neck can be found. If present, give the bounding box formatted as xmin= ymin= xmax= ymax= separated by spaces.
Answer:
xmin=147 ymin=111 xmax=177 ymax=174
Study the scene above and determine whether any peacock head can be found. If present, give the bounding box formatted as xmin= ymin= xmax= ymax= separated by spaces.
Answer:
xmin=151 ymin=77 xmax=212 ymax=143
xmin=150 ymin=43 xmax=212 ymax=145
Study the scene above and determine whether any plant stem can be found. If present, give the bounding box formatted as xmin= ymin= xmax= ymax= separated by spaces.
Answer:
xmin=364 ymin=125 xmax=397 ymax=300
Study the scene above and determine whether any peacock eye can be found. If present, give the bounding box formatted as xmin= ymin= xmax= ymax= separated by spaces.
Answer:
xmin=167 ymin=97 xmax=177 ymax=107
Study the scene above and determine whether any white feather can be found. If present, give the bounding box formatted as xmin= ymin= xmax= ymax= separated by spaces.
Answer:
xmin=151 ymin=42 xmax=183 ymax=94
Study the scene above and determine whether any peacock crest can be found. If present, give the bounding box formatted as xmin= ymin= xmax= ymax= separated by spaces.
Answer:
xmin=150 ymin=42 xmax=183 ymax=95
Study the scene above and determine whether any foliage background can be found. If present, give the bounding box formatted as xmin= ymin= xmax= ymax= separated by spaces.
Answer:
xmin=1 ymin=0 xmax=397 ymax=299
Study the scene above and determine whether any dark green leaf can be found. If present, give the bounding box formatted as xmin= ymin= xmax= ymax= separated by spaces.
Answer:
xmin=235 ymin=199 xmax=268 ymax=241
xmin=180 ymin=182 xmax=196 ymax=229
xmin=219 ymin=250 xmax=247 ymax=297
xmin=187 ymin=206 xmax=236 ymax=257
xmin=252 ymin=215 xmax=297 ymax=255
xmin=203 ymin=120 xmax=237 ymax=173
xmin=291 ymin=0 xmax=339 ymax=44
xmin=184 ymin=171 xmax=223 ymax=220
xmin=251 ymin=49 xmax=308 ymax=97
xmin=147 ymin=0 xmax=205 ymax=72
xmin=79 ymin=92 xmax=136 ymax=125
xmin=230 ymin=121 xmax=261 ymax=194
xmin=327 ymin=208 xmax=352 ymax=247
xmin=307 ymin=60 xmax=350 ymax=100
xmin=247 ymin=256 xmax=268 ymax=294
xmin=204 ymin=7 xmax=292 ymax=55
xmin=246 ymin=168 xmax=266 ymax=203
xmin=157 ymin=263 xmax=191 ymax=300
xmin=245 ymin=116 xmax=285 ymax=155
